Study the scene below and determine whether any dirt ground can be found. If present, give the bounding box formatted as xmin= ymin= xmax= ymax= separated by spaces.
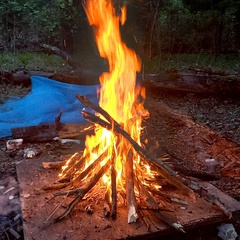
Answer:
xmin=0 ymin=80 xmax=239 ymax=240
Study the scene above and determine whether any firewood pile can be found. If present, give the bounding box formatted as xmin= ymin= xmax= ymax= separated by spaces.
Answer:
xmin=41 ymin=94 xmax=234 ymax=234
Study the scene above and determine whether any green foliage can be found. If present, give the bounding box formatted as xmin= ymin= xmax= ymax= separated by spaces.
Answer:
xmin=0 ymin=0 xmax=239 ymax=73
xmin=0 ymin=52 xmax=71 ymax=72
xmin=0 ymin=0 xmax=84 ymax=50
xmin=144 ymin=53 xmax=240 ymax=73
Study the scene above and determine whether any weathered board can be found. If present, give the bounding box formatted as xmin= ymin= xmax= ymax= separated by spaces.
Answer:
xmin=17 ymin=157 xmax=240 ymax=240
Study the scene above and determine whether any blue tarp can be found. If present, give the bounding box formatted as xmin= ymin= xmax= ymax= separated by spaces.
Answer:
xmin=0 ymin=76 xmax=100 ymax=137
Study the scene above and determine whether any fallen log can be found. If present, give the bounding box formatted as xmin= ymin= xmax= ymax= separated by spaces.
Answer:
xmin=11 ymin=122 xmax=94 ymax=143
xmin=0 ymin=70 xmax=100 ymax=86
xmin=37 ymin=43 xmax=80 ymax=70
xmin=142 ymin=72 xmax=240 ymax=97
xmin=15 ymin=38 xmax=80 ymax=70
xmin=2 ymin=70 xmax=240 ymax=97
xmin=1 ymin=70 xmax=53 ymax=87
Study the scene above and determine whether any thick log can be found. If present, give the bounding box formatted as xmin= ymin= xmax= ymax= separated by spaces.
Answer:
xmin=1 ymin=70 xmax=53 ymax=87
xmin=141 ymin=72 xmax=240 ymax=97
xmin=11 ymin=122 xmax=93 ymax=143
xmin=104 ymin=191 xmax=111 ymax=218
xmin=0 ymin=70 xmax=100 ymax=87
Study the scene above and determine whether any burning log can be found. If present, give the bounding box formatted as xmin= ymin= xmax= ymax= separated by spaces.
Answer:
xmin=71 ymin=148 xmax=110 ymax=186
xmin=103 ymin=191 xmax=111 ymax=217
xmin=77 ymin=94 xmax=195 ymax=199
xmin=59 ymin=144 xmax=100 ymax=182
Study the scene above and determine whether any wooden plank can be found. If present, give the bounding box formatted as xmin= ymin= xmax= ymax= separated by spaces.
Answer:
xmin=16 ymin=157 xmax=240 ymax=240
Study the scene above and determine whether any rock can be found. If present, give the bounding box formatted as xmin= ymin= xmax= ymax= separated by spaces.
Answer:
xmin=217 ymin=223 xmax=238 ymax=240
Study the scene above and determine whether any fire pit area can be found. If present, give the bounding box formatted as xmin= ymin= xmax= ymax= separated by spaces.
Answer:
xmin=1 ymin=0 xmax=240 ymax=239
xmin=15 ymin=98 xmax=240 ymax=239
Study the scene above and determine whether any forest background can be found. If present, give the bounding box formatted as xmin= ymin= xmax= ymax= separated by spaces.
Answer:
xmin=0 ymin=0 xmax=240 ymax=73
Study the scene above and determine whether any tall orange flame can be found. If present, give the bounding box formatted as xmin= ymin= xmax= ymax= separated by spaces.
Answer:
xmin=82 ymin=0 xmax=148 ymax=189
xmin=84 ymin=0 xmax=141 ymax=124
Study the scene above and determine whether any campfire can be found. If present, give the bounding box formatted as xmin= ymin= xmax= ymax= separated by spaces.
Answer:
xmin=42 ymin=0 xmax=232 ymax=233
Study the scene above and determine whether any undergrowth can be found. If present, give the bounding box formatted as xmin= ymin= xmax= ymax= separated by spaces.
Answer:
xmin=0 ymin=51 xmax=239 ymax=74
xmin=143 ymin=53 xmax=240 ymax=74
xmin=0 ymin=51 xmax=71 ymax=72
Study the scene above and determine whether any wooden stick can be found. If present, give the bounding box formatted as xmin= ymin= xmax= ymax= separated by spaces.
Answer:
xmin=104 ymin=191 xmax=111 ymax=218
xmin=59 ymin=151 xmax=84 ymax=181
xmin=80 ymin=107 xmax=195 ymax=199
xmin=111 ymin=149 xmax=117 ymax=219
xmin=54 ymin=159 xmax=111 ymax=221
xmin=42 ymin=160 xmax=67 ymax=170
xmin=59 ymin=144 xmax=100 ymax=182
xmin=137 ymin=179 xmax=185 ymax=233
xmin=146 ymin=186 xmax=188 ymax=206
xmin=126 ymin=150 xmax=138 ymax=223
xmin=77 ymin=94 xmax=120 ymax=127
xmin=71 ymin=148 xmax=110 ymax=186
